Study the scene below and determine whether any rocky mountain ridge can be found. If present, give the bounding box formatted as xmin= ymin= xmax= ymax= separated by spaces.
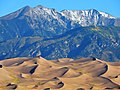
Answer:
xmin=0 ymin=5 xmax=120 ymax=42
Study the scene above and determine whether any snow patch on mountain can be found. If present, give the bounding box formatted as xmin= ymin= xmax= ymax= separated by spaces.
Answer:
xmin=99 ymin=11 xmax=115 ymax=19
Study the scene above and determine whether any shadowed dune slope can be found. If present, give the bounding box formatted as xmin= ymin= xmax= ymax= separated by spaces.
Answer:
xmin=0 ymin=57 xmax=120 ymax=90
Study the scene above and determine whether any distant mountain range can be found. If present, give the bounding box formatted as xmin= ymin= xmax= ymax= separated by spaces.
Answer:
xmin=0 ymin=5 xmax=120 ymax=42
xmin=0 ymin=5 xmax=120 ymax=61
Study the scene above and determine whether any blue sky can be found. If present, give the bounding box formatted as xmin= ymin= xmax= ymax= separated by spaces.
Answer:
xmin=0 ymin=0 xmax=120 ymax=17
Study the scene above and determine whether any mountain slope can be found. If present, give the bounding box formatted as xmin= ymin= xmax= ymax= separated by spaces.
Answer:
xmin=0 ymin=26 xmax=120 ymax=62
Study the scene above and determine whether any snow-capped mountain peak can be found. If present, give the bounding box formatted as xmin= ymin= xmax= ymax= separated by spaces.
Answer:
xmin=0 ymin=5 xmax=119 ymax=27
xmin=60 ymin=9 xmax=116 ymax=26
xmin=61 ymin=9 xmax=115 ymax=19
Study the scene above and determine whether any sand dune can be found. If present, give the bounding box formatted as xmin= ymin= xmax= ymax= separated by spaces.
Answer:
xmin=0 ymin=57 xmax=120 ymax=90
